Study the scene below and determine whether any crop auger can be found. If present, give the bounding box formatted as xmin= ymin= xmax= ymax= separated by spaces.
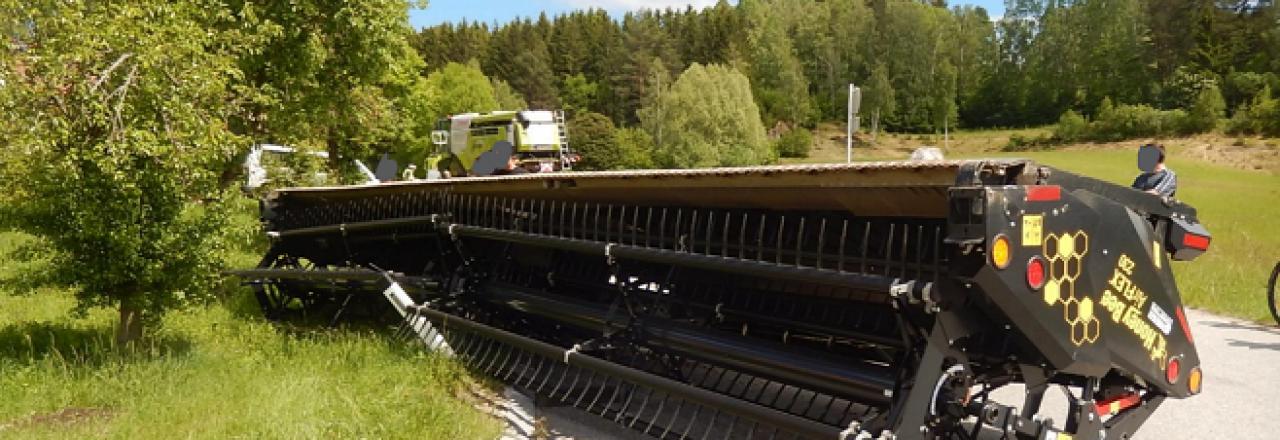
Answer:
xmin=234 ymin=160 xmax=1210 ymax=440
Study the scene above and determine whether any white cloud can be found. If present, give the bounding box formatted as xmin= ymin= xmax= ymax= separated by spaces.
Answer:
xmin=561 ymin=0 xmax=725 ymax=12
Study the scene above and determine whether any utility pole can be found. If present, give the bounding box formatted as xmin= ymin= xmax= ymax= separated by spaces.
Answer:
xmin=847 ymin=84 xmax=861 ymax=164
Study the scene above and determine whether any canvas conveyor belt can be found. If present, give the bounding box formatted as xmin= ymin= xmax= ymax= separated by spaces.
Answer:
xmin=235 ymin=160 xmax=1209 ymax=440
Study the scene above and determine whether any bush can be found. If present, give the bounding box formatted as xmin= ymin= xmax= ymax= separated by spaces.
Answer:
xmin=1182 ymin=84 xmax=1225 ymax=134
xmin=612 ymin=128 xmax=656 ymax=170
xmin=1002 ymin=133 xmax=1058 ymax=152
xmin=1090 ymin=103 xmax=1166 ymax=141
xmin=1041 ymin=94 xmax=1220 ymax=146
xmin=567 ymin=111 xmax=619 ymax=171
xmin=1052 ymin=110 xmax=1088 ymax=143
xmin=1224 ymin=71 xmax=1280 ymax=114
xmin=1226 ymin=86 xmax=1280 ymax=137
xmin=774 ymin=128 xmax=813 ymax=158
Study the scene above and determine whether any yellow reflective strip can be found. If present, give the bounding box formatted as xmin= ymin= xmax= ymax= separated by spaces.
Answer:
xmin=1153 ymin=241 xmax=1162 ymax=269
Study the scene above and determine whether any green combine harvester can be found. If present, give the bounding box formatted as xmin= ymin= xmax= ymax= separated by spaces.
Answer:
xmin=428 ymin=110 xmax=575 ymax=177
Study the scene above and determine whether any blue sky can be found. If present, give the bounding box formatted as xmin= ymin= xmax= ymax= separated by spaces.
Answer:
xmin=409 ymin=0 xmax=1006 ymax=28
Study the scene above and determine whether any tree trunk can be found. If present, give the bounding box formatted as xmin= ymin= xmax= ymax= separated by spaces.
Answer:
xmin=872 ymin=110 xmax=880 ymax=145
xmin=116 ymin=302 xmax=145 ymax=347
xmin=327 ymin=130 xmax=343 ymax=175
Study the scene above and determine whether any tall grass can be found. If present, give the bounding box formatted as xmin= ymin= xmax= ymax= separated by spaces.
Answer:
xmin=0 ymin=230 xmax=501 ymax=439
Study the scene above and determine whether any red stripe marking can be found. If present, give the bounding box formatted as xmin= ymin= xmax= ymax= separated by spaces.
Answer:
xmin=1176 ymin=306 xmax=1194 ymax=344
xmin=1094 ymin=393 xmax=1142 ymax=417
xmin=1025 ymin=185 xmax=1062 ymax=202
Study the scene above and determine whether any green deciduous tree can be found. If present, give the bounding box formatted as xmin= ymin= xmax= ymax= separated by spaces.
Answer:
xmin=567 ymin=112 xmax=619 ymax=170
xmin=424 ymin=61 xmax=499 ymax=122
xmin=640 ymin=64 xmax=770 ymax=168
xmin=0 ymin=1 xmax=245 ymax=344
xmin=491 ymin=78 xmax=529 ymax=110
xmin=612 ymin=128 xmax=657 ymax=170
xmin=560 ymin=74 xmax=600 ymax=117
xmin=233 ymin=0 xmax=432 ymax=177
xmin=864 ymin=62 xmax=896 ymax=138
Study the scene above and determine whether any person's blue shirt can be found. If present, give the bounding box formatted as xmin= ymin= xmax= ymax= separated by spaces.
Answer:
xmin=1131 ymin=168 xmax=1177 ymax=197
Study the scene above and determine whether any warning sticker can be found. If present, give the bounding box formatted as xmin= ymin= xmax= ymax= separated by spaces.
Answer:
xmin=1022 ymin=215 xmax=1043 ymax=247
xmin=1148 ymin=302 xmax=1173 ymax=336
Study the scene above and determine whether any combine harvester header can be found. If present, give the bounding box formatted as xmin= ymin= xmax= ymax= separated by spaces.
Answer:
xmin=236 ymin=159 xmax=1209 ymax=440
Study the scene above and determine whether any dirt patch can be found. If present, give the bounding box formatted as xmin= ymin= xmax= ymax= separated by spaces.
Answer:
xmin=1179 ymin=140 xmax=1280 ymax=172
xmin=805 ymin=123 xmax=1280 ymax=172
xmin=0 ymin=407 xmax=114 ymax=432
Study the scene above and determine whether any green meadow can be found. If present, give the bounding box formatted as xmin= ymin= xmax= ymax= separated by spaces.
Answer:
xmin=0 ymin=232 xmax=502 ymax=439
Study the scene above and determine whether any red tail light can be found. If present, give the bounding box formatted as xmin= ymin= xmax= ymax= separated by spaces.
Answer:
xmin=1026 ymin=257 xmax=1046 ymax=290
xmin=1166 ymin=357 xmax=1181 ymax=384
xmin=1183 ymin=233 xmax=1210 ymax=251
xmin=1026 ymin=185 xmax=1062 ymax=202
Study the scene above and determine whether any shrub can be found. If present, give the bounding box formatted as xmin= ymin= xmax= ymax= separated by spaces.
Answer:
xmin=612 ymin=128 xmax=657 ymax=170
xmin=1224 ymin=71 xmax=1280 ymax=114
xmin=1226 ymin=87 xmax=1280 ymax=137
xmin=1182 ymin=84 xmax=1225 ymax=134
xmin=567 ymin=112 xmax=619 ymax=171
xmin=1002 ymin=133 xmax=1058 ymax=152
xmin=1054 ymin=95 xmax=1217 ymax=144
xmin=1052 ymin=110 xmax=1088 ymax=143
xmin=774 ymin=128 xmax=813 ymax=158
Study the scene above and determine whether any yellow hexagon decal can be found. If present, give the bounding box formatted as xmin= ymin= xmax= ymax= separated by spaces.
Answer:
xmin=1058 ymin=233 xmax=1075 ymax=258
xmin=1043 ymin=279 xmax=1061 ymax=305
xmin=1078 ymin=297 xmax=1094 ymax=322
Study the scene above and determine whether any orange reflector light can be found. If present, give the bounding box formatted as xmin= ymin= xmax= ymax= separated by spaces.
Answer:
xmin=1026 ymin=185 xmax=1062 ymax=202
xmin=991 ymin=235 xmax=1012 ymax=269
xmin=1188 ymin=366 xmax=1202 ymax=394
xmin=1026 ymin=256 xmax=1046 ymax=290
xmin=1166 ymin=357 xmax=1181 ymax=384
xmin=1183 ymin=233 xmax=1210 ymax=251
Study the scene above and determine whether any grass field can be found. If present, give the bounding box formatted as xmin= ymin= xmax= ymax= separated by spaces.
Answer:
xmin=0 ymin=232 xmax=502 ymax=439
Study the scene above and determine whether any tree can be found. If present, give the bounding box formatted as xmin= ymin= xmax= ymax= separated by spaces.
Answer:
xmin=424 ymin=61 xmax=499 ymax=122
xmin=567 ymin=112 xmax=620 ymax=170
xmin=1183 ymin=83 xmax=1225 ymax=133
xmin=491 ymin=78 xmax=528 ymax=110
xmin=640 ymin=64 xmax=770 ymax=168
xmin=486 ymin=20 xmax=560 ymax=109
xmin=740 ymin=0 xmax=814 ymax=126
xmin=560 ymin=74 xmax=600 ymax=117
xmin=0 ymin=1 xmax=244 ymax=344
xmin=612 ymin=128 xmax=657 ymax=170
xmin=232 ymin=0 xmax=432 ymax=177
xmin=411 ymin=20 xmax=491 ymax=72
xmin=864 ymin=62 xmax=896 ymax=138
xmin=613 ymin=11 xmax=680 ymax=124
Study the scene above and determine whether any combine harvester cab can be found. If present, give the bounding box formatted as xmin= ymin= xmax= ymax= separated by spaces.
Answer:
xmin=238 ymin=160 xmax=1207 ymax=440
